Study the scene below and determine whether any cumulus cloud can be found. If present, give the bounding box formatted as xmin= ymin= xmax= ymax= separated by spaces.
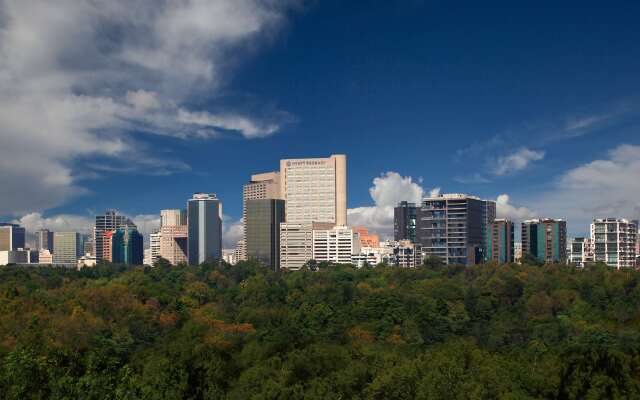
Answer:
xmin=12 ymin=212 xmax=93 ymax=235
xmin=496 ymin=194 xmax=536 ymax=221
xmin=0 ymin=0 xmax=297 ymax=215
xmin=348 ymin=172 xmax=434 ymax=239
xmin=492 ymin=148 xmax=545 ymax=176
xmin=222 ymin=217 xmax=244 ymax=249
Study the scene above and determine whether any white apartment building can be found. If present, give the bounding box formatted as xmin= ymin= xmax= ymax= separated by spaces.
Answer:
xmin=567 ymin=237 xmax=594 ymax=268
xmin=279 ymin=223 xmax=314 ymax=271
xmin=280 ymin=155 xmax=347 ymax=226
xmin=312 ymin=225 xmax=360 ymax=264
xmin=352 ymin=245 xmax=394 ymax=268
xmin=149 ymin=232 xmax=162 ymax=266
xmin=590 ymin=218 xmax=637 ymax=269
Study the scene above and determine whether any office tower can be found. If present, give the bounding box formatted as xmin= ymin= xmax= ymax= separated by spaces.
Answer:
xmin=280 ymin=154 xmax=347 ymax=226
xmin=108 ymin=228 xmax=143 ymax=265
xmin=416 ymin=193 xmax=496 ymax=266
xmin=103 ymin=231 xmax=115 ymax=262
xmin=521 ymin=218 xmax=567 ymax=263
xmin=240 ymin=172 xmax=282 ymax=261
xmin=394 ymin=201 xmax=417 ymax=242
xmin=590 ymin=218 xmax=637 ymax=269
xmin=568 ymin=237 xmax=594 ymax=268
xmin=35 ymin=229 xmax=54 ymax=252
xmin=485 ymin=219 xmax=515 ymax=264
xmin=160 ymin=225 xmax=188 ymax=266
xmin=312 ymin=225 xmax=360 ymax=264
xmin=52 ymin=232 xmax=82 ymax=266
xmin=246 ymin=199 xmax=286 ymax=270
xmin=149 ymin=232 xmax=161 ymax=266
xmin=93 ymin=210 xmax=136 ymax=261
xmin=0 ymin=223 xmax=26 ymax=251
xmin=353 ymin=226 xmax=379 ymax=247
xmin=187 ymin=193 xmax=222 ymax=265
xmin=279 ymin=223 xmax=314 ymax=271
xmin=161 ymin=209 xmax=187 ymax=227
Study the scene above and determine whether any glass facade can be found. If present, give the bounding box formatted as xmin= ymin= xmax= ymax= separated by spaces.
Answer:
xmin=246 ymin=199 xmax=285 ymax=270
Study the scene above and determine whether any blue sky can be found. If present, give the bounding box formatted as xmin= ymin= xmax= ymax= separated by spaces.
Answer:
xmin=1 ymin=0 xmax=639 ymax=244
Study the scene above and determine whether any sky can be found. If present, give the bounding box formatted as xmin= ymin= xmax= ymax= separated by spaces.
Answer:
xmin=1 ymin=0 xmax=639 ymax=247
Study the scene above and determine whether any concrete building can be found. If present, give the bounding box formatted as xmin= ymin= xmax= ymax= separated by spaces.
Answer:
xmin=280 ymin=155 xmax=347 ymax=226
xmin=246 ymin=199 xmax=286 ymax=270
xmin=39 ymin=249 xmax=53 ymax=264
xmin=312 ymin=225 xmax=360 ymax=265
xmin=187 ymin=193 xmax=222 ymax=265
xmin=159 ymin=226 xmax=188 ymax=265
xmin=394 ymin=201 xmax=417 ymax=243
xmin=416 ymin=193 xmax=496 ymax=266
xmin=93 ymin=210 xmax=136 ymax=261
xmin=161 ymin=209 xmax=187 ymax=227
xmin=352 ymin=246 xmax=392 ymax=268
xmin=77 ymin=255 xmax=97 ymax=269
xmin=521 ymin=218 xmax=567 ymax=264
xmin=590 ymin=218 xmax=637 ymax=269
xmin=514 ymin=242 xmax=523 ymax=264
xmin=241 ymin=172 xmax=282 ymax=261
xmin=0 ymin=223 xmax=26 ymax=251
xmin=485 ymin=219 xmax=515 ymax=264
xmin=279 ymin=223 xmax=314 ymax=271
xmin=53 ymin=232 xmax=82 ymax=266
xmin=234 ymin=240 xmax=246 ymax=264
xmin=35 ymin=229 xmax=54 ymax=252
xmin=568 ymin=237 xmax=594 ymax=268
xmin=149 ymin=232 xmax=162 ymax=266
xmin=222 ymin=249 xmax=237 ymax=265
xmin=353 ymin=226 xmax=379 ymax=248
xmin=0 ymin=250 xmax=28 ymax=265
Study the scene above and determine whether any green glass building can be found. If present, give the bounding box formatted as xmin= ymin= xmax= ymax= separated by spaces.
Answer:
xmin=485 ymin=219 xmax=514 ymax=264
xmin=521 ymin=218 xmax=567 ymax=263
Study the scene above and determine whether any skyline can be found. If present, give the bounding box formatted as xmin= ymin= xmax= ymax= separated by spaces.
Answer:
xmin=1 ymin=1 xmax=640 ymax=245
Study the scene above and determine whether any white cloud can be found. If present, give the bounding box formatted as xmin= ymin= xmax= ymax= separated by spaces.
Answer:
xmin=0 ymin=0 xmax=297 ymax=215
xmin=12 ymin=212 xmax=93 ymax=234
xmin=492 ymin=148 xmax=545 ymax=176
xmin=528 ymin=144 xmax=640 ymax=234
xmin=131 ymin=214 xmax=161 ymax=236
xmin=222 ymin=217 xmax=244 ymax=249
xmin=496 ymin=194 xmax=536 ymax=221
xmin=348 ymin=172 xmax=434 ymax=239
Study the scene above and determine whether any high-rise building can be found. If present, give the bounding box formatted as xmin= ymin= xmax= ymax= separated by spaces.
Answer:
xmin=0 ymin=223 xmax=26 ymax=251
xmin=280 ymin=154 xmax=347 ymax=226
xmin=279 ymin=223 xmax=314 ymax=271
xmin=234 ymin=240 xmax=246 ymax=264
xmin=246 ymin=199 xmax=286 ymax=270
xmin=568 ymin=237 xmax=594 ymax=268
xmin=312 ymin=225 xmax=360 ymax=265
xmin=161 ymin=209 xmax=187 ymax=227
xmin=241 ymin=172 xmax=282 ymax=261
xmin=521 ymin=218 xmax=567 ymax=264
xmin=485 ymin=219 xmax=515 ymax=264
xmin=35 ymin=229 xmax=54 ymax=252
xmin=353 ymin=226 xmax=379 ymax=248
xmin=160 ymin=225 xmax=188 ymax=266
xmin=52 ymin=232 xmax=82 ymax=266
xmin=394 ymin=201 xmax=417 ymax=242
xmin=149 ymin=232 xmax=162 ymax=266
xmin=416 ymin=194 xmax=496 ymax=266
xmin=187 ymin=193 xmax=222 ymax=265
xmin=590 ymin=218 xmax=637 ymax=269
xmin=93 ymin=210 xmax=136 ymax=261
xmin=109 ymin=228 xmax=144 ymax=265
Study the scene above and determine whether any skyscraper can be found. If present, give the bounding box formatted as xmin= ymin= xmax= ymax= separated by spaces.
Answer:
xmin=485 ymin=219 xmax=515 ymax=264
xmin=394 ymin=201 xmax=417 ymax=242
xmin=245 ymin=199 xmax=286 ymax=270
xmin=241 ymin=172 xmax=282 ymax=261
xmin=161 ymin=209 xmax=187 ymax=227
xmin=187 ymin=193 xmax=222 ymax=265
xmin=109 ymin=228 xmax=144 ymax=265
xmin=416 ymin=193 xmax=496 ymax=266
xmin=280 ymin=154 xmax=347 ymax=226
xmin=159 ymin=209 xmax=188 ymax=266
xmin=0 ymin=223 xmax=26 ymax=251
xmin=521 ymin=218 xmax=567 ymax=263
xmin=149 ymin=232 xmax=161 ymax=266
xmin=590 ymin=218 xmax=637 ymax=269
xmin=35 ymin=229 xmax=54 ymax=252
xmin=93 ymin=210 xmax=136 ymax=261
xmin=52 ymin=232 xmax=82 ymax=266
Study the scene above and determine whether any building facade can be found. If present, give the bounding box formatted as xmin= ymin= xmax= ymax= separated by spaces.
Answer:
xmin=312 ymin=225 xmax=360 ymax=264
xmin=109 ymin=228 xmax=144 ymax=265
xmin=241 ymin=172 xmax=282 ymax=261
xmin=161 ymin=209 xmax=187 ymax=227
xmin=246 ymin=199 xmax=286 ymax=270
xmin=416 ymin=194 xmax=496 ymax=266
xmin=52 ymin=232 xmax=82 ymax=266
xmin=149 ymin=232 xmax=162 ymax=266
xmin=394 ymin=201 xmax=417 ymax=243
xmin=280 ymin=155 xmax=347 ymax=226
xmin=590 ymin=218 xmax=637 ymax=269
xmin=279 ymin=223 xmax=314 ymax=271
xmin=35 ymin=229 xmax=54 ymax=252
xmin=159 ymin=225 xmax=188 ymax=265
xmin=0 ymin=223 xmax=26 ymax=251
xmin=93 ymin=210 xmax=136 ymax=261
xmin=353 ymin=226 xmax=379 ymax=248
xmin=485 ymin=219 xmax=515 ymax=264
xmin=187 ymin=193 xmax=222 ymax=265
xmin=521 ymin=218 xmax=567 ymax=263
xmin=567 ymin=237 xmax=594 ymax=268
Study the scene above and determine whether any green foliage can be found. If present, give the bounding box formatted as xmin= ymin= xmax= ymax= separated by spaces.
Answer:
xmin=0 ymin=261 xmax=639 ymax=399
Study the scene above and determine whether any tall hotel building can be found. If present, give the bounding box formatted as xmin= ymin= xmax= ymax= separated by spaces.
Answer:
xmin=241 ymin=172 xmax=282 ymax=261
xmin=590 ymin=218 xmax=637 ymax=269
xmin=280 ymin=154 xmax=347 ymax=226
xmin=485 ymin=219 xmax=515 ymax=264
xmin=521 ymin=218 xmax=567 ymax=263
xmin=93 ymin=210 xmax=136 ymax=261
xmin=159 ymin=209 xmax=188 ymax=266
xmin=416 ymin=194 xmax=496 ymax=266
xmin=187 ymin=193 xmax=222 ymax=265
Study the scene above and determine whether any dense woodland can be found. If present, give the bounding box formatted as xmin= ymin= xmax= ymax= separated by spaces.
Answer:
xmin=0 ymin=258 xmax=640 ymax=399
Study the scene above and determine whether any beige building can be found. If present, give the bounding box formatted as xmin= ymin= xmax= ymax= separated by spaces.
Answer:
xmin=161 ymin=209 xmax=187 ymax=227
xmin=52 ymin=232 xmax=82 ymax=266
xmin=279 ymin=223 xmax=314 ymax=271
xmin=39 ymin=249 xmax=53 ymax=264
xmin=280 ymin=154 xmax=347 ymax=226
xmin=159 ymin=225 xmax=188 ymax=265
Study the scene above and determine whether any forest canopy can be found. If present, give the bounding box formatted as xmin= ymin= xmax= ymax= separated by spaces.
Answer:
xmin=0 ymin=260 xmax=639 ymax=399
